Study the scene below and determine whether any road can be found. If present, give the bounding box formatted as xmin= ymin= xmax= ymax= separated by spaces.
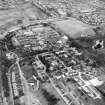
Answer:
xmin=0 ymin=70 xmax=7 ymax=105
xmin=78 ymin=72 xmax=101 ymax=99
xmin=48 ymin=77 xmax=73 ymax=105
xmin=16 ymin=53 xmax=41 ymax=105
xmin=8 ymin=62 xmax=16 ymax=105
xmin=8 ymin=51 xmax=41 ymax=105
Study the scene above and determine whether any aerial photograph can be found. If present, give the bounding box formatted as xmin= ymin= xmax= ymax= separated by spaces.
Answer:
xmin=1 ymin=0 xmax=105 ymax=105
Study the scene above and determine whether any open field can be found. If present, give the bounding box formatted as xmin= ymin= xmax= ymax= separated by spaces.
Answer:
xmin=52 ymin=17 xmax=96 ymax=39
xmin=0 ymin=2 xmax=48 ymax=38
xmin=34 ymin=89 xmax=48 ymax=105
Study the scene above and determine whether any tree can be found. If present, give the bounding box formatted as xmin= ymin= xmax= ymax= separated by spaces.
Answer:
xmin=42 ymin=89 xmax=60 ymax=105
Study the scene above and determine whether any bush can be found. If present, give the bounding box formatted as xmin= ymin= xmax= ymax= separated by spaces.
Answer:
xmin=42 ymin=89 xmax=60 ymax=105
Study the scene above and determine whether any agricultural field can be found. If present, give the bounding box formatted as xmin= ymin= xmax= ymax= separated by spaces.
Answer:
xmin=52 ymin=17 xmax=96 ymax=39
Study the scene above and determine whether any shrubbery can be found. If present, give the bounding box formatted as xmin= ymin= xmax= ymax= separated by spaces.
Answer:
xmin=42 ymin=89 xmax=60 ymax=105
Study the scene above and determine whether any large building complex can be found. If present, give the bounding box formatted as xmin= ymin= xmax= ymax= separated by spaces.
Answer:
xmin=0 ymin=0 xmax=105 ymax=105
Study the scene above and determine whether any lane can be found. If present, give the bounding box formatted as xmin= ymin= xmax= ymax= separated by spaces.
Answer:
xmin=8 ymin=63 xmax=16 ymax=105
xmin=8 ymin=51 xmax=42 ymax=105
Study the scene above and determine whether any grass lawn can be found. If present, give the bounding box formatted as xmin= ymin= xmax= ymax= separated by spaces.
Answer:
xmin=52 ymin=17 xmax=94 ymax=39
xmin=42 ymin=82 xmax=67 ymax=105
